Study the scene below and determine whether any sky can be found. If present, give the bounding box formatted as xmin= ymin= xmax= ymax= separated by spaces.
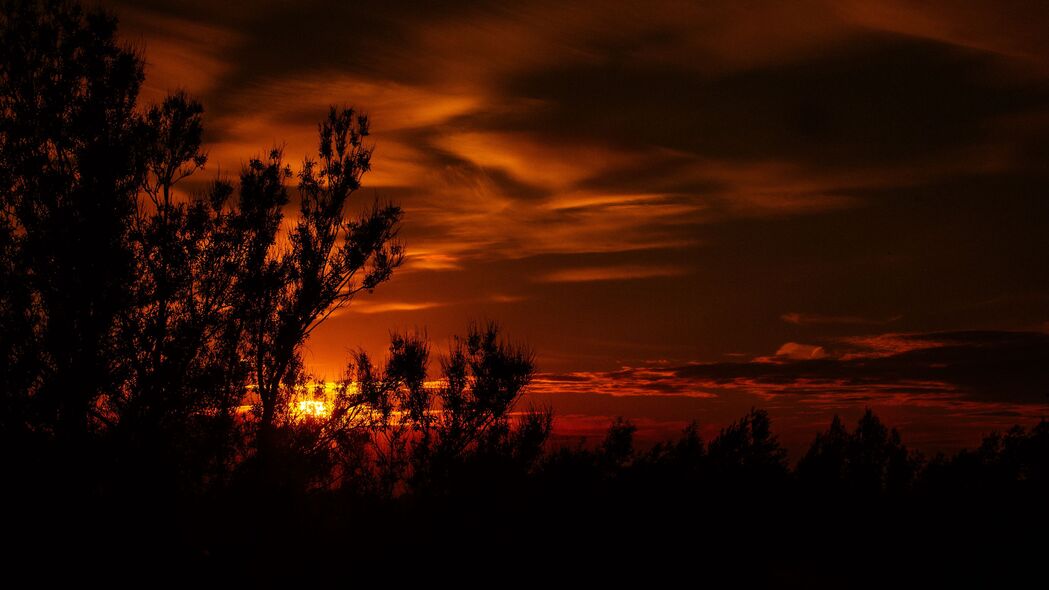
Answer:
xmin=106 ymin=0 xmax=1049 ymax=454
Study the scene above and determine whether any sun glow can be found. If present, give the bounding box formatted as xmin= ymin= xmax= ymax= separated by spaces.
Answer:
xmin=295 ymin=400 xmax=330 ymax=419
xmin=283 ymin=380 xmax=443 ymax=422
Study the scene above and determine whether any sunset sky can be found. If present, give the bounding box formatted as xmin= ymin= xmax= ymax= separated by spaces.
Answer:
xmin=106 ymin=0 xmax=1049 ymax=454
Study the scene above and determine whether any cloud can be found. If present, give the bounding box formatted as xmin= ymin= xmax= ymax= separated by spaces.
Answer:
xmin=774 ymin=342 xmax=828 ymax=360
xmin=342 ymin=301 xmax=444 ymax=315
xmin=535 ymin=331 xmax=1049 ymax=405
xmin=108 ymin=0 xmax=1049 ymax=280
xmin=496 ymin=32 xmax=1048 ymax=167
xmin=781 ymin=312 xmax=903 ymax=326
xmin=537 ymin=264 xmax=689 ymax=283
xmin=532 ymin=369 xmax=717 ymax=397
xmin=402 ymin=251 xmax=464 ymax=272
xmin=834 ymin=0 xmax=1049 ymax=67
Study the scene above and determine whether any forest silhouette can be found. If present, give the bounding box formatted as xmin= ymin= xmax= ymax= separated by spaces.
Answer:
xmin=1 ymin=1 xmax=1047 ymax=584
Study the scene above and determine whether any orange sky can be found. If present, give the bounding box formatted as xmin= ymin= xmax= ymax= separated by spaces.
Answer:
xmin=106 ymin=0 xmax=1049 ymax=454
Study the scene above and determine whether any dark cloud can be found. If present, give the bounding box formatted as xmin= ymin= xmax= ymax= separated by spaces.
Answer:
xmin=781 ymin=312 xmax=902 ymax=326
xmin=113 ymin=0 xmax=496 ymax=99
xmin=496 ymin=34 xmax=1049 ymax=167
xmin=567 ymin=331 xmax=1049 ymax=405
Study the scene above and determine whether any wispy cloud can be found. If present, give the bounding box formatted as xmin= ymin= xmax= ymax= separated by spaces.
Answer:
xmin=781 ymin=312 xmax=903 ymax=326
xmin=402 ymin=251 xmax=463 ymax=272
xmin=773 ymin=342 xmax=828 ymax=360
xmin=534 ymin=330 xmax=1049 ymax=405
xmin=342 ymin=301 xmax=445 ymax=315
xmin=537 ymin=265 xmax=689 ymax=283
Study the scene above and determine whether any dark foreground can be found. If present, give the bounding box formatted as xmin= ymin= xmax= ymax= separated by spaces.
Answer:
xmin=7 ymin=410 xmax=1047 ymax=587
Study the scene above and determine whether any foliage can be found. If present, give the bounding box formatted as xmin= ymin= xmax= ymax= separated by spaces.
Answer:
xmin=350 ymin=322 xmax=547 ymax=496
xmin=1 ymin=0 xmax=147 ymax=444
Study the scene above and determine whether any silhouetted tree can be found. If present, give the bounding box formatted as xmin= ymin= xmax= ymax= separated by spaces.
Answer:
xmin=112 ymin=93 xmax=270 ymax=490
xmin=0 ymin=1 xmax=406 ymax=496
xmin=923 ymin=419 xmax=1049 ymax=495
xmin=635 ymin=420 xmax=706 ymax=489
xmin=0 ymin=0 xmax=147 ymax=446
xmin=797 ymin=409 xmax=919 ymax=495
xmin=706 ymin=408 xmax=788 ymax=485
xmin=239 ymin=107 xmax=402 ymax=466
xmin=599 ymin=416 xmax=636 ymax=470
xmin=795 ymin=414 xmax=850 ymax=490
xmin=351 ymin=322 xmax=544 ymax=496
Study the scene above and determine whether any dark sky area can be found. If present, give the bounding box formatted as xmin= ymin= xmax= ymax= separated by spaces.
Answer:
xmin=105 ymin=0 xmax=1049 ymax=454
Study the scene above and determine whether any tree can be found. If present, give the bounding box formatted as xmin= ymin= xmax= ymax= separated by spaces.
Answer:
xmin=706 ymin=408 xmax=788 ymax=485
xmin=797 ymin=409 xmax=918 ymax=495
xmin=0 ymin=1 xmax=407 ymax=496
xmin=925 ymin=419 xmax=1049 ymax=494
xmin=635 ymin=420 xmax=706 ymax=489
xmin=599 ymin=416 xmax=637 ymax=470
xmin=795 ymin=414 xmax=850 ymax=489
xmin=351 ymin=322 xmax=546 ymax=496
xmin=237 ymin=106 xmax=403 ymax=475
xmin=113 ymin=93 xmax=269 ymax=489
xmin=0 ymin=0 xmax=147 ymax=445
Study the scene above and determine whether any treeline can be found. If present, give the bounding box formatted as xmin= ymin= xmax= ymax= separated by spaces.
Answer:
xmin=202 ymin=408 xmax=1047 ymax=584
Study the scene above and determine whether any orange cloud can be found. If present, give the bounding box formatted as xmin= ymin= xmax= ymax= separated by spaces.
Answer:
xmin=774 ymin=342 xmax=828 ymax=360
xmin=538 ymin=265 xmax=689 ymax=283
xmin=117 ymin=6 xmax=241 ymax=105
xmin=341 ymin=301 xmax=444 ymax=315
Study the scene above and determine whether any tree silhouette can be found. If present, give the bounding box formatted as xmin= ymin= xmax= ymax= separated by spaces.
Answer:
xmin=0 ymin=1 xmax=406 ymax=493
xmin=1 ymin=0 xmax=147 ymax=446
xmin=599 ymin=416 xmax=637 ymax=469
xmin=795 ymin=414 xmax=850 ymax=490
xmin=797 ymin=409 xmax=919 ymax=495
xmin=706 ymin=407 xmax=788 ymax=485
xmin=924 ymin=419 xmax=1049 ymax=495
xmin=351 ymin=322 xmax=545 ymax=496
xmin=634 ymin=420 xmax=706 ymax=490
xmin=113 ymin=93 xmax=274 ymax=489
xmin=238 ymin=107 xmax=402 ymax=466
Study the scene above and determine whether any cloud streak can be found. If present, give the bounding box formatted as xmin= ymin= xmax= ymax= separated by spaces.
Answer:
xmin=535 ymin=331 xmax=1049 ymax=405
xmin=538 ymin=265 xmax=689 ymax=283
xmin=781 ymin=312 xmax=903 ymax=326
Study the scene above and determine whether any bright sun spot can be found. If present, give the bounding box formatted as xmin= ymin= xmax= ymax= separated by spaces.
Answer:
xmin=295 ymin=400 xmax=330 ymax=420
